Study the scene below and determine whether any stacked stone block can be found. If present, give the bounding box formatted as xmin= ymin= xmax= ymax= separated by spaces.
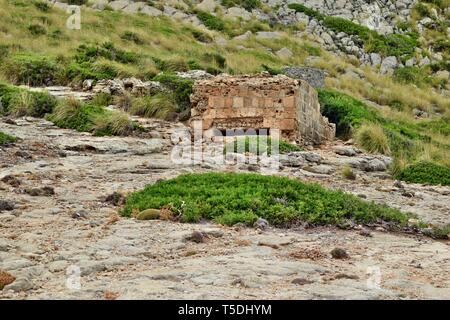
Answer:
xmin=190 ymin=73 xmax=335 ymax=145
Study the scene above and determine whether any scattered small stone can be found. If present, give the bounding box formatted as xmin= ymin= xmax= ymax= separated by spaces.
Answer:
xmin=233 ymin=222 xmax=247 ymax=230
xmin=185 ymin=231 xmax=205 ymax=243
xmin=393 ymin=180 xmax=404 ymax=189
xmin=72 ymin=210 xmax=89 ymax=220
xmin=0 ymin=270 xmax=15 ymax=290
xmin=401 ymin=190 xmax=415 ymax=198
xmin=289 ymin=248 xmax=325 ymax=260
xmin=104 ymin=291 xmax=120 ymax=300
xmin=1 ymin=175 xmax=21 ymax=187
xmin=14 ymin=150 xmax=32 ymax=159
xmin=4 ymin=277 xmax=33 ymax=292
xmin=25 ymin=186 xmax=55 ymax=197
xmin=334 ymin=273 xmax=359 ymax=280
xmin=257 ymin=241 xmax=279 ymax=249
xmin=291 ymin=278 xmax=314 ymax=285
xmin=0 ymin=200 xmax=14 ymax=212
xmin=253 ymin=217 xmax=269 ymax=230
xmin=358 ymin=229 xmax=372 ymax=237
xmin=330 ymin=248 xmax=349 ymax=259
xmin=136 ymin=209 xmax=161 ymax=221
xmin=104 ymin=191 xmax=126 ymax=206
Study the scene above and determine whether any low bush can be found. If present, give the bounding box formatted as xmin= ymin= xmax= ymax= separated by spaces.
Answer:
xmin=120 ymin=31 xmax=144 ymax=45
xmin=196 ymin=11 xmax=226 ymax=32
xmin=48 ymin=98 xmax=132 ymax=136
xmin=121 ymin=173 xmax=412 ymax=227
xmin=318 ymin=89 xmax=379 ymax=137
xmin=221 ymin=0 xmax=261 ymax=11
xmin=152 ymin=73 xmax=193 ymax=113
xmin=355 ymin=123 xmax=391 ymax=155
xmin=0 ymin=82 xmax=56 ymax=116
xmin=130 ymin=93 xmax=176 ymax=120
xmin=0 ymin=132 xmax=16 ymax=145
xmin=1 ymin=53 xmax=63 ymax=86
xmin=224 ymin=136 xmax=301 ymax=155
xmin=395 ymin=162 xmax=450 ymax=186
xmin=393 ymin=66 xmax=431 ymax=86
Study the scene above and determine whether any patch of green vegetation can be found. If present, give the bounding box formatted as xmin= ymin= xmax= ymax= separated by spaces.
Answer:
xmin=152 ymin=73 xmax=193 ymax=114
xmin=1 ymin=53 xmax=63 ymax=86
xmin=196 ymin=11 xmax=226 ymax=32
xmin=288 ymin=3 xmax=418 ymax=59
xmin=318 ymin=89 xmax=379 ymax=137
xmin=0 ymin=82 xmax=56 ymax=116
xmin=318 ymin=89 xmax=449 ymax=184
xmin=130 ymin=93 xmax=176 ymax=120
xmin=48 ymin=98 xmax=133 ymax=136
xmin=395 ymin=162 xmax=450 ymax=186
xmin=0 ymin=132 xmax=16 ymax=145
xmin=393 ymin=66 xmax=431 ymax=86
xmin=121 ymin=173 xmax=412 ymax=227
xmin=224 ymin=136 xmax=302 ymax=155
xmin=221 ymin=0 xmax=261 ymax=11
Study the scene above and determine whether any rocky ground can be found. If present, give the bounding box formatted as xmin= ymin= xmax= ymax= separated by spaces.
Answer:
xmin=0 ymin=117 xmax=449 ymax=299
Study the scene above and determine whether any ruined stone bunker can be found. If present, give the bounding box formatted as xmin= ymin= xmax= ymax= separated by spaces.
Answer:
xmin=190 ymin=73 xmax=335 ymax=145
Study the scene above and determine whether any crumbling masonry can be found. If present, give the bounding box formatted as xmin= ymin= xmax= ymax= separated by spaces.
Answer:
xmin=190 ymin=73 xmax=335 ymax=145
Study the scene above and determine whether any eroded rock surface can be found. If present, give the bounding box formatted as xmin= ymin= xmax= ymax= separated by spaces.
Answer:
xmin=0 ymin=117 xmax=449 ymax=299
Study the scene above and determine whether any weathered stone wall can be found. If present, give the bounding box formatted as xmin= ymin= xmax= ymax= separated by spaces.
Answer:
xmin=190 ymin=73 xmax=335 ymax=145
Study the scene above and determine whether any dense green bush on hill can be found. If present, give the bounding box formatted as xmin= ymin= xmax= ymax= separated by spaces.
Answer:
xmin=1 ymin=53 xmax=63 ymax=86
xmin=196 ymin=11 xmax=226 ymax=31
xmin=152 ymin=73 xmax=193 ymax=114
xmin=395 ymin=162 xmax=450 ymax=186
xmin=318 ymin=89 xmax=379 ymax=137
xmin=121 ymin=173 xmax=412 ymax=226
xmin=222 ymin=0 xmax=261 ymax=11
xmin=48 ymin=98 xmax=133 ymax=136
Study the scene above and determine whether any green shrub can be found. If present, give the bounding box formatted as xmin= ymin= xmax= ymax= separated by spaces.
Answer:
xmin=1 ymin=53 xmax=63 ymax=86
xmin=130 ymin=93 xmax=176 ymax=120
xmin=152 ymin=73 xmax=193 ymax=113
xmin=33 ymin=0 xmax=51 ymax=12
xmin=74 ymin=42 xmax=138 ymax=65
xmin=48 ymin=98 xmax=133 ymax=136
xmin=393 ymin=66 xmax=430 ymax=86
xmin=0 ymin=132 xmax=16 ymax=145
xmin=221 ymin=0 xmax=261 ymax=11
xmin=196 ymin=11 xmax=226 ymax=31
xmin=224 ymin=136 xmax=301 ymax=155
xmin=120 ymin=31 xmax=144 ymax=45
xmin=395 ymin=162 xmax=450 ymax=186
xmin=318 ymin=89 xmax=379 ymax=137
xmin=28 ymin=24 xmax=46 ymax=36
xmin=121 ymin=173 xmax=412 ymax=227
xmin=415 ymin=3 xmax=430 ymax=17
xmin=0 ymin=82 xmax=56 ymax=116
xmin=94 ymin=110 xmax=133 ymax=136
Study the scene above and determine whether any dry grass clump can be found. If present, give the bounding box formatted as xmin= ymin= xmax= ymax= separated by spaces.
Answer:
xmin=342 ymin=166 xmax=357 ymax=180
xmin=355 ymin=123 xmax=391 ymax=155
